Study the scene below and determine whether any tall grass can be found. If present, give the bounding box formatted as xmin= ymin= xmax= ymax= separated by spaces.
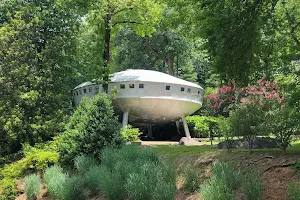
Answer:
xmin=74 ymin=155 xmax=98 ymax=174
xmin=183 ymin=165 xmax=201 ymax=192
xmin=44 ymin=165 xmax=67 ymax=200
xmin=200 ymin=162 xmax=240 ymax=200
xmin=243 ymin=171 xmax=263 ymax=200
xmin=24 ymin=173 xmax=41 ymax=200
xmin=289 ymin=182 xmax=300 ymax=200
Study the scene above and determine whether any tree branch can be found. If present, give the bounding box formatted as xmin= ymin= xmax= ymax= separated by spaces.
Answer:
xmin=111 ymin=21 xmax=140 ymax=27
xmin=111 ymin=7 xmax=134 ymax=16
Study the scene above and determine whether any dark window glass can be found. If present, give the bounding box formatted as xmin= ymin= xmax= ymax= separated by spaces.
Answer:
xmin=89 ymin=87 xmax=92 ymax=92
xmin=166 ymin=85 xmax=170 ymax=90
xmin=95 ymin=86 xmax=99 ymax=91
xmin=129 ymin=83 xmax=134 ymax=88
xmin=139 ymin=84 xmax=144 ymax=88
xmin=181 ymin=87 xmax=185 ymax=92
xmin=79 ymin=90 xmax=82 ymax=95
xmin=120 ymin=84 xmax=125 ymax=89
xmin=187 ymin=88 xmax=191 ymax=93
xmin=76 ymin=91 xmax=78 ymax=96
xmin=198 ymin=91 xmax=200 ymax=95
xmin=83 ymin=89 xmax=87 ymax=93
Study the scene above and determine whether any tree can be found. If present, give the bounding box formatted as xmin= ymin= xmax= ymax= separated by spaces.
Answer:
xmin=268 ymin=107 xmax=300 ymax=153
xmin=58 ymin=93 xmax=123 ymax=165
xmin=0 ymin=0 xmax=79 ymax=155
xmin=114 ymin=28 xmax=197 ymax=79
xmin=70 ymin=0 xmax=165 ymax=89
xmin=229 ymin=103 xmax=265 ymax=152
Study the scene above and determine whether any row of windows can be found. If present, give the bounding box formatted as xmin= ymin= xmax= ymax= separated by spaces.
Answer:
xmin=74 ymin=86 xmax=99 ymax=96
xmin=74 ymin=84 xmax=202 ymax=96
xmin=119 ymin=84 xmax=201 ymax=95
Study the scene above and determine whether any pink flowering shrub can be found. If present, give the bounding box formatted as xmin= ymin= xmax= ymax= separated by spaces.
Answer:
xmin=205 ymin=75 xmax=284 ymax=116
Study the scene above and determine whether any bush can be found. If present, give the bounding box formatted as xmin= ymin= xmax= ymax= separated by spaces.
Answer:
xmin=200 ymin=162 xmax=240 ymax=200
xmin=58 ymin=93 xmax=123 ymax=165
xmin=94 ymin=146 xmax=175 ymax=200
xmin=268 ymin=107 xmax=300 ymax=152
xmin=74 ymin=155 xmax=98 ymax=174
xmin=243 ymin=171 xmax=263 ymax=200
xmin=218 ymin=117 xmax=233 ymax=151
xmin=0 ymin=141 xmax=59 ymax=199
xmin=24 ymin=173 xmax=41 ymax=200
xmin=84 ymin=165 xmax=103 ymax=192
xmin=183 ymin=166 xmax=201 ymax=192
xmin=44 ymin=165 xmax=67 ymax=200
xmin=289 ymin=182 xmax=300 ymax=200
xmin=121 ymin=125 xmax=142 ymax=142
xmin=229 ymin=103 xmax=265 ymax=151
xmin=63 ymin=175 xmax=85 ymax=200
xmin=186 ymin=116 xmax=221 ymax=138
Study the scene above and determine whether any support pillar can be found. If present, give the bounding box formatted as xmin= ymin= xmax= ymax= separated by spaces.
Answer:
xmin=148 ymin=126 xmax=153 ymax=137
xmin=181 ymin=116 xmax=191 ymax=139
xmin=175 ymin=121 xmax=180 ymax=135
xmin=122 ymin=111 xmax=129 ymax=128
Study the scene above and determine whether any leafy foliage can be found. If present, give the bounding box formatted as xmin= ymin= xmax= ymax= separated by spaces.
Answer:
xmin=120 ymin=125 xmax=142 ymax=142
xmin=268 ymin=107 xmax=300 ymax=152
xmin=0 ymin=0 xmax=79 ymax=156
xmin=24 ymin=173 xmax=41 ymax=200
xmin=229 ymin=103 xmax=265 ymax=151
xmin=186 ymin=115 xmax=221 ymax=138
xmin=58 ymin=93 xmax=123 ymax=165
xmin=0 ymin=141 xmax=59 ymax=199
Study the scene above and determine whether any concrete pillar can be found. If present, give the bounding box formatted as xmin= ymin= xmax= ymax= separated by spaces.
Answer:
xmin=175 ymin=121 xmax=180 ymax=134
xmin=122 ymin=111 xmax=129 ymax=128
xmin=148 ymin=126 xmax=153 ymax=137
xmin=181 ymin=116 xmax=191 ymax=139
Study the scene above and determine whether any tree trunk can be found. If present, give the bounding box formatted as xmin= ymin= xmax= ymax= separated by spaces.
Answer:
xmin=165 ymin=56 xmax=174 ymax=76
xmin=103 ymin=14 xmax=111 ymax=92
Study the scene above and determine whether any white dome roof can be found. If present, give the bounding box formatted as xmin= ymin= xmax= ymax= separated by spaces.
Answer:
xmin=111 ymin=69 xmax=203 ymax=89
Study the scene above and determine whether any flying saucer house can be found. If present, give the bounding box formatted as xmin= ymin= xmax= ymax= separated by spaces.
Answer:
xmin=72 ymin=69 xmax=204 ymax=138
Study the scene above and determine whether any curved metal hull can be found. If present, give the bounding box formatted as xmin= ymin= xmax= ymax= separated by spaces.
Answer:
xmin=113 ymin=97 xmax=201 ymax=126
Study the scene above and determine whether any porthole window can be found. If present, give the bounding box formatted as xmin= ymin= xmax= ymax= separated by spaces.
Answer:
xmin=139 ymin=84 xmax=144 ymax=88
xmin=181 ymin=87 xmax=185 ymax=92
xmin=129 ymin=83 xmax=134 ymax=88
xmin=120 ymin=84 xmax=125 ymax=89
xmin=83 ymin=88 xmax=87 ymax=93
xmin=198 ymin=91 xmax=201 ymax=95
xmin=166 ymin=85 xmax=170 ymax=90
xmin=187 ymin=88 xmax=191 ymax=93
xmin=89 ymin=87 xmax=92 ymax=92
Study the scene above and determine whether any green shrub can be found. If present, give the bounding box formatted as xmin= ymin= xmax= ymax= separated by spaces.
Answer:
xmin=63 ymin=175 xmax=85 ymax=200
xmin=0 ymin=141 xmax=59 ymax=199
xmin=24 ymin=173 xmax=41 ymax=200
xmin=74 ymin=155 xmax=98 ymax=174
xmin=243 ymin=172 xmax=263 ymax=200
xmin=229 ymin=103 xmax=265 ymax=151
xmin=186 ymin=115 xmax=222 ymax=138
xmin=183 ymin=166 xmax=201 ymax=192
xmin=268 ymin=107 xmax=300 ymax=152
xmin=58 ymin=93 xmax=123 ymax=165
xmin=200 ymin=162 xmax=240 ymax=200
xmin=97 ymin=165 xmax=125 ymax=200
xmin=44 ymin=165 xmax=67 ymax=200
xmin=121 ymin=125 xmax=142 ymax=142
xmin=289 ymin=182 xmax=300 ymax=200
xmin=84 ymin=165 xmax=103 ymax=192
xmin=218 ymin=117 xmax=233 ymax=151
